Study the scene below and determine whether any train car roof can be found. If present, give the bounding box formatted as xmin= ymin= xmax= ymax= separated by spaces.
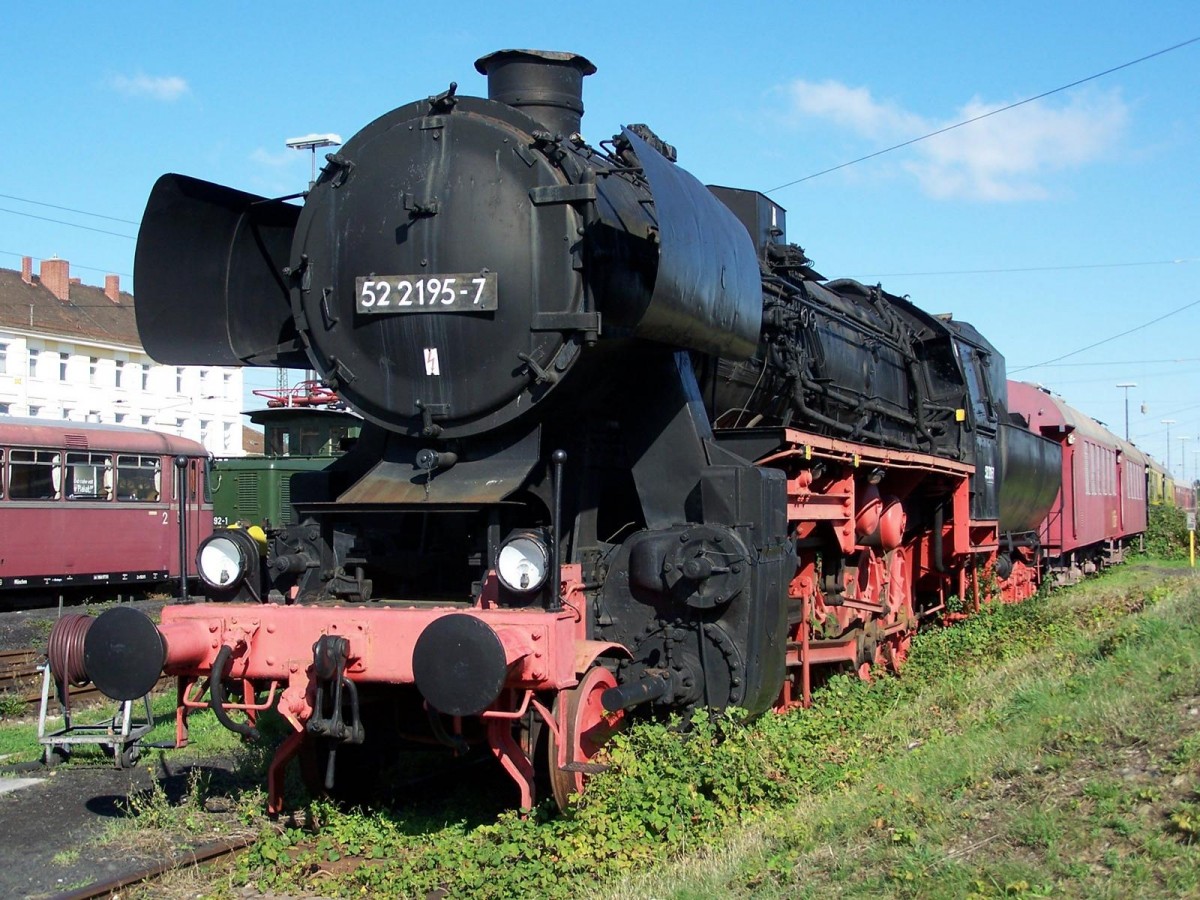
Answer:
xmin=0 ymin=416 xmax=208 ymax=456
xmin=1007 ymin=381 xmax=1125 ymax=451
xmin=1009 ymin=381 xmax=1168 ymax=472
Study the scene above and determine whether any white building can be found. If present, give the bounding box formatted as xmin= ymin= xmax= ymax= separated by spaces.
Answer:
xmin=0 ymin=256 xmax=246 ymax=456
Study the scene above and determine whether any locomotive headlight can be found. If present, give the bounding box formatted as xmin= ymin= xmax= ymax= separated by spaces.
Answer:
xmin=197 ymin=530 xmax=258 ymax=590
xmin=496 ymin=533 xmax=549 ymax=594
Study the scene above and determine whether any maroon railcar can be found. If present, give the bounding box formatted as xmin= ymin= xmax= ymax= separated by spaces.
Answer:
xmin=0 ymin=417 xmax=212 ymax=600
xmin=1007 ymin=381 xmax=1147 ymax=582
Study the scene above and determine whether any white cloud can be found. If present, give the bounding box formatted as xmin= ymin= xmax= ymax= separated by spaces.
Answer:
xmin=250 ymin=148 xmax=296 ymax=168
xmin=109 ymin=72 xmax=189 ymax=101
xmin=776 ymin=81 xmax=1128 ymax=201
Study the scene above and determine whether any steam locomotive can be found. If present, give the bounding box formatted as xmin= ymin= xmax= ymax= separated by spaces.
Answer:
xmin=68 ymin=49 xmax=1069 ymax=810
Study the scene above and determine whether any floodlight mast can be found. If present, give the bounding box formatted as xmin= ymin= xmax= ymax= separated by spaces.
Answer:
xmin=285 ymin=133 xmax=343 ymax=188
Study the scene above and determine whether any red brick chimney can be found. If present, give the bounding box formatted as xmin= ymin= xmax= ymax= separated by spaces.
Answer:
xmin=40 ymin=257 xmax=70 ymax=302
xmin=20 ymin=256 xmax=33 ymax=285
xmin=105 ymin=274 xmax=121 ymax=303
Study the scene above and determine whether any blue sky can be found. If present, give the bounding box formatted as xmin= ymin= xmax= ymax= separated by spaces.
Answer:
xmin=3 ymin=2 xmax=1197 ymax=474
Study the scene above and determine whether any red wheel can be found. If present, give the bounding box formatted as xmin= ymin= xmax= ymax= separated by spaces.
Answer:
xmin=884 ymin=549 xmax=914 ymax=674
xmin=548 ymin=665 xmax=624 ymax=810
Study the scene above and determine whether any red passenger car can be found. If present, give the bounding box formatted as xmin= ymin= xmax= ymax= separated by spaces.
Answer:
xmin=1007 ymin=382 xmax=1147 ymax=583
xmin=0 ymin=418 xmax=212 ymax=602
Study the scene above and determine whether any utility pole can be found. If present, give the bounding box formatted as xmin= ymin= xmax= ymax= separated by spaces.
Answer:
xmin=1116 ymin=382 xmax=1137 ymax=441
xmin=1163 ymin=419 xmax=1177 ymax=473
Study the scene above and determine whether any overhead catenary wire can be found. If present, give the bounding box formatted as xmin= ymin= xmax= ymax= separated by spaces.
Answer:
xmin=765 ymin=35 xmax=1200 ymax=193
xmin=0 ymin=207 xmax=135 ymax=239
xmin=0 ymin=192 xmax=140 ymax=225
xmin=1009 ymin=295 xmax=1200 ymax=372
xmin=858 ymin=258 xmax=1196 ymax=278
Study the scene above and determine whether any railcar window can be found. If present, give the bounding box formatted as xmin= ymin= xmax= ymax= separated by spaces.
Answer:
xmin=116 ymin=454 xmax=161 ymax=502
xmin=0 ymin=449 xmax=4 ymax=499
xmin=66 ymin=451 xmax=112 ymax=500
xmin=9 ymin=449 xmax=61 ymax=500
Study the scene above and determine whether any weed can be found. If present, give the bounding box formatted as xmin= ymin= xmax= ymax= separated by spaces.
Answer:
xmin=51 ymin=848 xmax=79 ymax=866
xmin=0 ymin=692 xmax=25 ymax=719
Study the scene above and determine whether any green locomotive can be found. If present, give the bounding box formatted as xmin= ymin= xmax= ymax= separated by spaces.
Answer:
xmin=209 ymin=384 xmax=361 ymax=528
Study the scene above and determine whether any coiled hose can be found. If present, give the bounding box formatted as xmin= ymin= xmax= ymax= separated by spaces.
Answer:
xmin=46 ymin=613 xmax=93 ymax=714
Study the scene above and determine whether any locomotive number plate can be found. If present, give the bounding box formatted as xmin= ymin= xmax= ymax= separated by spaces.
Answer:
xmin=355 ymin=273 xmax=498 ymax=313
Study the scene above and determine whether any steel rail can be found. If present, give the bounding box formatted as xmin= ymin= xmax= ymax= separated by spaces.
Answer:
xmin=46 ymin=834 xmax=257 ymax=900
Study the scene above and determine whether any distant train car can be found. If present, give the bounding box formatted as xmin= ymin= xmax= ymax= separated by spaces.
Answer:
xmin=1007 ymin=382 xmax=1147 ymax=583
xmin=1174 ymin=482 xmax=1196 ymax=510
xmin=0 ymin=417 xmax=211 ymax=603
xmin=1147 ymin=458 xmax=1173 ymax=507
xmin=209 ymin=383 xmax=361 ymax=528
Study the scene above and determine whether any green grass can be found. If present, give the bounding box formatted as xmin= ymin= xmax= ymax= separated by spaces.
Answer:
xmin=614 ymin=566 xmax=1200 ymax=899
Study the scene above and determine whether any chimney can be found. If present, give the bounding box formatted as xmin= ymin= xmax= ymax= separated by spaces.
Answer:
xmin=40 ymin=257 xmax=70 ymax=302
xmin=475 ymin=49 xmax=596 ymax=138
xmin=69 ymin=277 xmax=81 ymax=285
xmin=20 ymin=256 xmax=33 ymax=285
xmin=105 ymin=274 xmax=121 ymax=303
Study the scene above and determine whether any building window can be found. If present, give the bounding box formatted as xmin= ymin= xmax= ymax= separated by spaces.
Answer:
xmin=89 ymin=357 xmax=99 ymax=384
xmin=28 ymin=405 xmax=41 ymax=417
xmin=60 ymin=353 xmax=69 ymax=381
xmin=224 ymin=421 xmax=234 ymax=451
xmin=141 ymin=366 xmax=150 ymax=391
xmin=141 ymin=415 xmax=152 ymax=426
xmin=63 ymin=407 xmax=74 ymax=421
xmin=176 ymin=367 xmax=184 ymax=393
xmin=0 ymin=402 xmax=10 ymax=415
xmin=115 ymin=413 xmax=127 ymax=424
xmin=27 ymin=349 xmax=39 ymax=379
xmin=200 ymin=420 xmax=211 ymax=446
xmin=176 ymin=417 xmax=186 ymax=436
xmin=0 ymin=341 xmax=8 ymax=374
xmin=115 ymin=360 xmax=126 ymax=388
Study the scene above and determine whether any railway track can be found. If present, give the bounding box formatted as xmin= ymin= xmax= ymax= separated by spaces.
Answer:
xmin=48 ymin=834 xmax=257 ymax=900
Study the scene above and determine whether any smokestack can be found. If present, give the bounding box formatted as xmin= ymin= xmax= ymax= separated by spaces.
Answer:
xmin=21 ymin=256 xmax=32 ymax=285
xmin=105 ymin=274 xmax=120 ymax=303
xmin=474 ymin=49 xmax=595 ymax=138
xmin=40 ymin=257 xmax=70 ymax=302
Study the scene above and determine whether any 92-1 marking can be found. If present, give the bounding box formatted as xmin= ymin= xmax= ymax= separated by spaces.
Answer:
xmin=356 ymin=272 xmax=498 ymax=314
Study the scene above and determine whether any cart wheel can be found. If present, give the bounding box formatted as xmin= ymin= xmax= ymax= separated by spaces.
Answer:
xmin=116 ymin=742 xmax=140 ymax=769
xmin=547 ymin=665 xmax=624 ymax=811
